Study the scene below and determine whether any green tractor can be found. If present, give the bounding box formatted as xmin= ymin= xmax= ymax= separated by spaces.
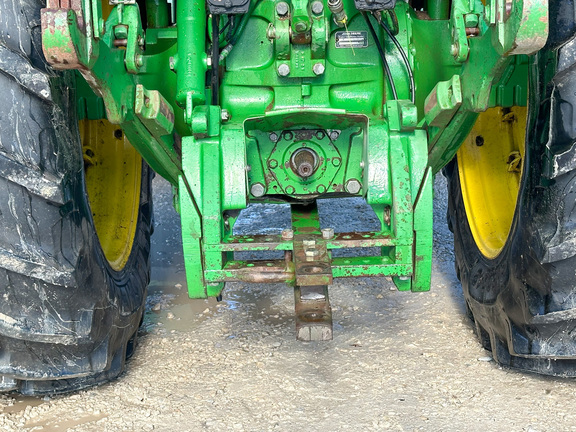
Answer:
xmin=0 ymin=0 xmax=572 ymax=394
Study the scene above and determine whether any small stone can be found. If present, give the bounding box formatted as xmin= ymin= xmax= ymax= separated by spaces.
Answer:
xmin=203 ymin=308 xmax=210 ymax=314
xmin=175 ymin=283 xmax=182 ymax=289
xmin=272 ymin=342 xmax=282 ymax=348
xmin=166 ymin=312 xmax=175 ymax=319
xmin=376 ymin=294 xmax=383 ymax=299
xmin=477 ymin=356 xmax=493 ymax=362
xmin=152 ymin=303 xmax=162 ymax=312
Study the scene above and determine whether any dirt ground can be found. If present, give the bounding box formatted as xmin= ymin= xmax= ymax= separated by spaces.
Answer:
xmin=1 ymin=176 xmax=575 ymax=432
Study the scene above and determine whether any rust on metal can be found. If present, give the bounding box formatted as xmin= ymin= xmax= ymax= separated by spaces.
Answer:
xmin=294 ymin=285 xmax=333 ymax=341
xmin=219 ymin=259 xmax=294 ymax=283
xmin=293 ymin=235 xmax=333 ymax=286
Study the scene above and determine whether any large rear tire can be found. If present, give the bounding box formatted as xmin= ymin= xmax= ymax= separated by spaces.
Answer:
xmin=446 ymin=21 xmax=576 ymax=375
xmin=0 ymin=0 xmax=152 ymax=394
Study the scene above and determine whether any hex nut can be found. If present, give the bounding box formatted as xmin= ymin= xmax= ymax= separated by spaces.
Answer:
xmin=345 ymin=179 xmax=362 ymax=194
xmin=250 ymin=182 xmax=266 ymax=197
xmin=321 ymin=228 xmax=334 ymax=240
xmin=278 ymin=63 xmax=290 ymax=77
xmin=281 ymin=228 xmax=294 ymax=240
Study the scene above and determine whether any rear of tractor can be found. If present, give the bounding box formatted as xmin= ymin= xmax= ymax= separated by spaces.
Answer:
xmin=0 ymin=0 xmax=573 ymax=394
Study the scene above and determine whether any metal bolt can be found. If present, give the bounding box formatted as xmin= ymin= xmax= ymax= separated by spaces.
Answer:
xmin=450 ymin=43 xmax=459 ymax=57
xmin=221 ymin=109 xmax=231 ymax=122
xmin=169 ymin=56 xmax=176 ymax=70
xmin=278 ymin=63 xmax=290 ymax=77
xmin=268 ymin=159 xmax=278 ymax=169
xmin=266 ymin=24 xmax=277 ymax=40
xmin=345 ymin=179 xmax=362 ymax=194
xmin=311 ymin=0 xmax=324 ymax=15
xmin=281 ymin=228 xmax=294 ymax=240
xmin=384 ymin=206 xmax=391 ymax=225
xmin=294 ymin=21 xmax=308 ymax=33
xmin=329 ymin=130 xmax=340 ymax=141
xmin=269 ymin=132 xmax=279 ymax=142
xmin=250 ymin=182 xmax=266 ymax=197
xmin=313 ymin=63 xmax=325 ymax=76
xmin=465 ymin=27 xmax=480 ymax=37
xmin=315 ymin=130 xmax=325 ymax=140
xmin=276 ymin=1 xmax=289 ymax=17
xmin=303 ymin=238 xmax=319 ymax=257
xmin=285 ymin=185 xmax=296 ymax=194
xmin=283 ymin=131 xmax=293 ymax=141
xmin=305 ymin=248 xmax=320 ymax=257
xmin=322 ymin=228 xmax=334 ymax=240
xmin=135 ymin=54 xmax=143 ymax=68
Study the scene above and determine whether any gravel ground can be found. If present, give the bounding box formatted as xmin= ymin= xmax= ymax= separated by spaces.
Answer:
xmin=1 ymin=176 xmax=576 ymax=432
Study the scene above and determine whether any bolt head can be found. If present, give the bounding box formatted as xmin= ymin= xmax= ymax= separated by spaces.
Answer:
xmin=281 ymin=228 xmax=294 ymax=240
xmin=345 ymin=179 xmax=362 ymax=194
xmin=329 ymin=130 xmax=340 ymax=141
xmin=269 ymin=132 xmax=279 ymax=142
xmin=322 ymin=228 xmax=334 ymax=240
xmin=451 ymin=43 xmax=459 ymax=57
xmin=278 ymin=63 xmax=290 ymax=77
xmin=221 ymin=109 xmax=231 ymax=122
xmin=250 ymin=182 xmax=266 ymax=197
xmin=313 ymin=63 xmax=325 ymax=76
xmin=276 ymin=1 xmax=289 ymax=16
xmin=311 ymin=1 xmax=324 ymax=15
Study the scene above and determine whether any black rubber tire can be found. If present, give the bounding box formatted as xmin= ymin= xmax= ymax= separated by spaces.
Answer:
xmin=446 ymin=21 xmax=576 ymax=376
xmin=0 ymin=0 xmax=152 ymax=394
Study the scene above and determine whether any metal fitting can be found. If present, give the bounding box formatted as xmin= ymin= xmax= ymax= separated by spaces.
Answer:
xmin=291 ymin=148 xmax=318 ymax=179
xmin=221 ymin=109 xmax=231 ymax=122
xmin=313 ymin=63 xmax=325 ymax=76
xmin=276 ymin=1 xmax=289 ymax=17
xmin=303 ymin=239 xmax=319 ymax=257
xmin=327 ymin=0 xmax=347 ymax=27
xmin=345 ymin=179 xmax=362 ymax=194
xmin=322 ymin=228 xmax=335 ymax=240
xmin=250 ymin=182 xmax=266 ymax=197
xmin=329 ymin=130 xmax=340 ymax=141
xmin=311 ymin=1 xmax=324 ymax=15
xmin=281 ymin=228 xmax=294 ymax=240
xmin=278 ymin=63 xmax=291 ymax=77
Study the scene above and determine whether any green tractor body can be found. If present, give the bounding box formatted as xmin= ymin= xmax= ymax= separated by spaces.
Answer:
xmin=39 ymin=0 xmax=542 ymax=340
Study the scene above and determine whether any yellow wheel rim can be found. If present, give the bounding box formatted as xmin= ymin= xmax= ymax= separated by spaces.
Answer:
xmin=457 ymin=106 xmax=527 ymax=259
xmin=79 ymin=120 xmax=142 ymax=271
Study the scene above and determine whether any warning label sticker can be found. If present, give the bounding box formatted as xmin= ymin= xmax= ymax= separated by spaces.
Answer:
xmin=335 ymin=31 xmax=368 ymax=49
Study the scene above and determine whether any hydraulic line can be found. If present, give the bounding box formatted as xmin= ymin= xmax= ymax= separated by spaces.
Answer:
xmin=362 ymin=12 xmax=398 ymax=101
xmin=376 ymin=12 xmax=415 ymax=103
xmin=211 ymin=15 xmax=220 ymax=105
xmin=219 ymin=0 xmax=262 ymax=62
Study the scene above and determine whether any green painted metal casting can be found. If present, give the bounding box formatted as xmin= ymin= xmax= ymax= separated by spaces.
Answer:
xmin=40 ymin=0 xmax=547 ymax=297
